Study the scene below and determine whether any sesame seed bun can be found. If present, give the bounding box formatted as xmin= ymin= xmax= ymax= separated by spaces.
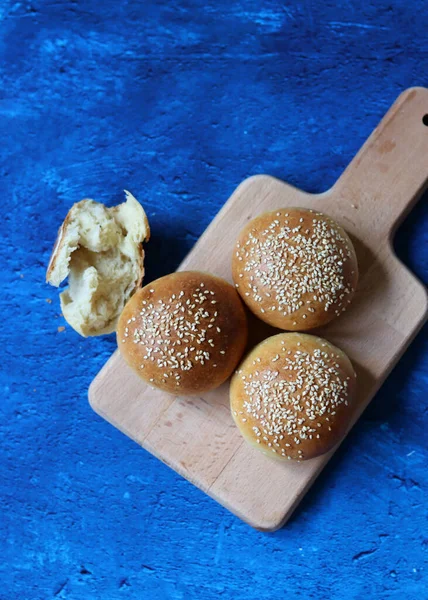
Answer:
xmin=117 ymin=271 xmax=248 ymax=395
xmin=230 ymin=333 xmax=357 ymax=461
xmin=232 ymin=208 xmax=358 ymax=330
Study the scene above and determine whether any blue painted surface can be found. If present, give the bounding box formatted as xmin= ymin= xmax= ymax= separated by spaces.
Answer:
xmin=1 ymin=1 xmax=428 ymax=598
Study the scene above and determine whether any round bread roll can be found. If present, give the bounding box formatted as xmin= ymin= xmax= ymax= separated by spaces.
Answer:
xmin=232 ymin=208 xmax=358 ymax=330
xmin=118 ymin=271 xmax=248 ymax=395
xmin=230 ymin=333 xmax=357 ymax=461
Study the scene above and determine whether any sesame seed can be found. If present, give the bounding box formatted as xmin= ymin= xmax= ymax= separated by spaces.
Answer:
xmin=122 ymin=282 xmax=224 ymax=384
xmin=234 ymin=211 xmax=354 ymax=322
xmin=238 ymin=339 xmax=352 ymax=458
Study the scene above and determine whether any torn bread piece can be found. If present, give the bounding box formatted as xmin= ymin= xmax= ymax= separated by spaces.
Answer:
xmin=46 ymin=191 xmax=150 ymax=337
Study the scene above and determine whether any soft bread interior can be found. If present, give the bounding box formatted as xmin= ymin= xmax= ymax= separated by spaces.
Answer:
xmin=46 ymin=191 xmax=150 ymax=337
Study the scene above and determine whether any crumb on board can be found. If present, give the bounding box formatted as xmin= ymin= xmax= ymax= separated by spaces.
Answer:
xmin=57 ymin=326 xmax=65 ymax=332
xmin=46 ymin=298 xmax=52 ymax=304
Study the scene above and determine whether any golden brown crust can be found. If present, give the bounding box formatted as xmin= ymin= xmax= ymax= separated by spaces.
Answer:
xmin=45 ymin=201 xmax=84 ymax=284
xmin=46 ymin=222 xmax=64 ymax=283
xmin=134 ymin=246 xmax=145 ymax=291
xmin=232 ymin=208 xmax=358 ymax=330
xmin=230 ymin=333 xmax=357 ymax=461
xmin=117 ymin=271 xmax=248 ymax=395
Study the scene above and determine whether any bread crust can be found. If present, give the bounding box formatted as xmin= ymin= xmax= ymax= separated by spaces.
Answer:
xmin=232 ymin=208 xmax=358 ymax=330
xmin=117 ymin=271 xmax=248 ymax=395
xmin=46 ymin=217 xmax=65 ymax=283
xmin=230 ymin=332 xmax=357 ymax=461
xmin=46 ymin=200 xmax=84 ymax=286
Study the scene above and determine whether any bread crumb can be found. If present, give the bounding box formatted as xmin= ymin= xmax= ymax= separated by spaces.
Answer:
xmin=46 ymin=191 xmax=150 ymax=337
xmin=46 ymin=298 xmax=52 ymax=304
xmin=57 ymin=326 xmax=66 ymax=332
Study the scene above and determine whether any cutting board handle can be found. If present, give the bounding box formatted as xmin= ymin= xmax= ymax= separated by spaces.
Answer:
xmin=332 ymin=87 xmax=428 ymax=239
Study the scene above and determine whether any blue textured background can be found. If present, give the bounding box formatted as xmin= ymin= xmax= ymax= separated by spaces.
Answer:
xmin=1 ymin=1 xmax=428 ymax=598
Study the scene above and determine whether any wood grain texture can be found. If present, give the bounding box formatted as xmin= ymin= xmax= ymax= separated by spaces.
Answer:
xmin=89 ymin=87 xmax=428 ymax=531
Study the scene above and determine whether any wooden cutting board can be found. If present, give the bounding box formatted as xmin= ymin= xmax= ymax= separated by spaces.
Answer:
xmin=89 ymin=87 xmax=428 ymax=531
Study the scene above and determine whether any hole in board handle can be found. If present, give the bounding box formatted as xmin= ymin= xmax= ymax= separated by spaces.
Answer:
xmin=423 ymin=114 xmax=428 ymax=126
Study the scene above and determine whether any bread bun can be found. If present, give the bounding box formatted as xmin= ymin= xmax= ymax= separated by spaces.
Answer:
xmin=118 ymin=271 xmax=248 ymax=395
xmin=46 ymin=191 xmax=150 ymax=337
xmin=230 ymin=333 xmax=357 ymax=461
xmin=232 ymin=208 xmax=358 ymax=330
